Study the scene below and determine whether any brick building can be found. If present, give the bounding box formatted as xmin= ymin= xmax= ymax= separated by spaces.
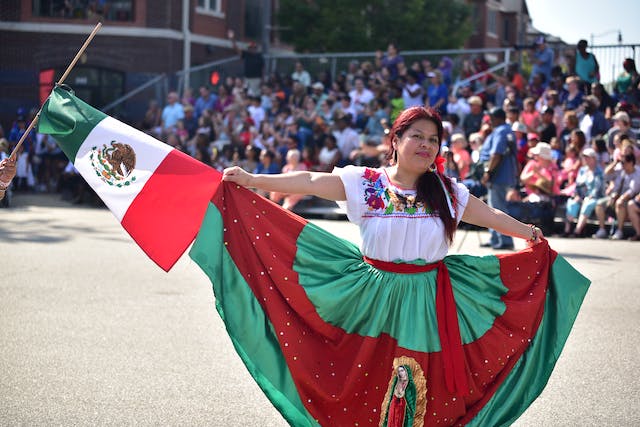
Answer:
xmin=0 ymin=0 xmax=264 ymax=130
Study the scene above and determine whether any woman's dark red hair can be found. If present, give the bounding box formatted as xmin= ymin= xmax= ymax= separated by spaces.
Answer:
xmin=386 ymin=106 xmax=457 ymax=244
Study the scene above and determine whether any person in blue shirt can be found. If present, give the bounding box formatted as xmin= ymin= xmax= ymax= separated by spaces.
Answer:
xmin=530 ymin=37 xmax=554 ymax=88
xmin=479 ymin=107 xmax=519 ymax=249
xmin=426 ymin=70 xmax=448 ymax=114
xmin=194 ymin=86 xmax=218 ymax=120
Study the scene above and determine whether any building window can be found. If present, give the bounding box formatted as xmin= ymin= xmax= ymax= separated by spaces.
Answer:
xmin=196 ymin=0 xmax=224 ymax=17
xmin=503 ymin=18 xmax=510 ymax=42
xmin=471 ymin=3 xmax=481 ymax=35
xmin=487 ymin=9 xmax=497 ymax=37
xmin=32 ymin=0 xmax=134 ymax=22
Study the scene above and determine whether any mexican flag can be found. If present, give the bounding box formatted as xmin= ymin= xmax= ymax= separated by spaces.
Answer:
xmin=38 ymin=86 xmax=221 ymax=271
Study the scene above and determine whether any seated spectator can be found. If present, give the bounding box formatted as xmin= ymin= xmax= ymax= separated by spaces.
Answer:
xmin=446 ymin=91 xmax=471 ymax=123
xmin=543 ymin=90 xmax=564 ymax=138
xmin=538 ymin=106 xmax=557 ymax=144
xmin=468 ymin=132 xmax=484 ymax=164
xmin=520 ymin=142 xmax=560 ymax=198
xmin=591 ymin=137 xmax=610 ymax=170
xmin=441 ymin=146 xmax=460 ymax=179
xmin=563 ymin=148 xmax=604 ymax=237
xmin=332 ymin=114 xmax=359 ymax=166
xmin=606 ymin=110 xmax=637 ymax=151
xmin=591 ymin=83 xmax=616 ymax=120
xmin=627 ymin=192 xmax=640 ymax=241
xmin=511 ymin=122 xmax=528 ymax=168
xmin=291 ymin=61 xmax=311 ymax=89
xmin=242 ymin=145 xmax=260 ymax=173
xmin=214 ymin=85 xmax=235 ymax=114
xmin=527 ymin=73 xmax=546 ymax=100
xmin=604 ymin=138 xmax=637 ymax=182
xmin=568 ymin=129 xmax=587 ymax=152
xmin=160 ymin=91 xmax=184 ymax=134
xmin=558 ymin=144 xmax=581 ymax=191
xmin=316 ymin=134 xmax=341 ymax=172
xmin=270 ymin=148 xmax=308 ymax=210
xmin=389 ymin=85 xmax=405 ymax=123
xmin=449 ymin=133 xmax=471 ymax=179
xmin=562 ymin=76 xmax=583 ymax=111
xmin=593 ymin=153 xmax=640 ymax=239
xmin=362 ymin=98 xmax=389 ymax=146
xmin=462 ymin=96 xmax=484 ymax=138
xmin=549 ymin=137 xmax=564 ymax=164
xmin=255 ymin=148 xmax=280 ymax=175
xmin=349 ymin=77 xmax=375 ymax=125
xmin=520 ymin=97 xmax=541 ymax=133
xmin=579 ymin=95 xmax=609 ymax=144
xmin=141 ymin=99 xmax=162 ymax=136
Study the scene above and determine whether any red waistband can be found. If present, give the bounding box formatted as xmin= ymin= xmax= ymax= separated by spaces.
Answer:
xmin=363 ymin=256 xmax=469 ymax=397
xmin=362 ymin=256 xmax=441 ymax=273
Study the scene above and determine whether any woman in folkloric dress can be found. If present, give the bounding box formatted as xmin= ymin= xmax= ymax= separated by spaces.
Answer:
xmin=205 ymin=106 xmax=589 ymax=426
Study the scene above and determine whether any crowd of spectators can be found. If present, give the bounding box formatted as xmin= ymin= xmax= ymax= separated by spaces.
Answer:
xmin=3 ymin=37 xmax=640 ymax=240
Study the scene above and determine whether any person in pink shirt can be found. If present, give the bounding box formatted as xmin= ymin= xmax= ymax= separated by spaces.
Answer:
xmin=520 ymin=97 xmax=541 ymax=133
xmin=270 ymin=148 xmax=308 ymax=210
xmin=520 ymin=142 xmax=560 ymax=198
xmin=558 ymin=145 xmax=582 ymax=192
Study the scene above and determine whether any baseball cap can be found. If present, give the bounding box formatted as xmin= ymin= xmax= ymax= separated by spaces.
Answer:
xmin=511 ymin=122 xmax=527 ymax=133
xmin=613 ymin=111 xmax=630 ymax=123
xmin=534 ymin=36 xmax=546 ymax=45
xmin=582 ymin=148 xmax=597 ymax=158
xmin=468 ymin=96 xmax=483 ymax=106
xmin=488 ymin=107 xmax=506 ymax=120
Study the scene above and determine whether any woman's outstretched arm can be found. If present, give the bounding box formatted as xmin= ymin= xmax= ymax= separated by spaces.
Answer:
xmin=461 ymin=194 xmax=543 ymax=244
xmin=222 ymin=166 xmax=347 ymax=201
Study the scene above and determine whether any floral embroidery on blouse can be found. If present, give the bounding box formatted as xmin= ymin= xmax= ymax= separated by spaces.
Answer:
xmin=362 ymin=168 xmax=435 ymax=216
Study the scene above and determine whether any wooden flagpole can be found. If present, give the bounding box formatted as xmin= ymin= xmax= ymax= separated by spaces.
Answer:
xmin=8 ymin=22 xmax=103 ymax=160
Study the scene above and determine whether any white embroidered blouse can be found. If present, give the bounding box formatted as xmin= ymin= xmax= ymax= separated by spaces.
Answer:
xmin=334 ymin=166 xmax=470 ymax=263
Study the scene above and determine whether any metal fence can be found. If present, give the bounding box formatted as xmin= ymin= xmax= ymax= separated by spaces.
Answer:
xmin=104 ymin=44 xmax=639 ymax=124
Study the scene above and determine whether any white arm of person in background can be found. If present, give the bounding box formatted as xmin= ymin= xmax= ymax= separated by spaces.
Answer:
xmin=222 ymin=167 xmax=544 ymax=245
xmin=0 ymin=156 xmax=17 ymax=201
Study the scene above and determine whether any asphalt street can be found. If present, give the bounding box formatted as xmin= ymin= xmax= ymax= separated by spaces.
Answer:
xmin=1 ymin=194 xmax=638 ymax=426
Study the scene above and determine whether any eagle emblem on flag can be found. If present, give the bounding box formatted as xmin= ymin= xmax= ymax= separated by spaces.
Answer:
xmin=89 ymin=141 xmax=137 ymax=187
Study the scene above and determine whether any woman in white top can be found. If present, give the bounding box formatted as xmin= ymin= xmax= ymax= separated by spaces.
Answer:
xmin=212 ymin=106 xmax=589 ymax=426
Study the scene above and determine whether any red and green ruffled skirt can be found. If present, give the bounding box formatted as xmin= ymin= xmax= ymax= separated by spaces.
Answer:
xmin=189 ymin=183 xmax=590 ymax=426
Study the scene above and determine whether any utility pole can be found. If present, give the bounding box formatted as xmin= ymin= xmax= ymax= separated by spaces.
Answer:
xmin=261 ymin=0 xmax=271 ymax=55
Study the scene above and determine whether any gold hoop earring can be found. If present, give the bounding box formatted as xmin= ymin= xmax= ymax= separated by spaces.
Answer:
xmin=429 ymin=163 xmax=437 ymax=172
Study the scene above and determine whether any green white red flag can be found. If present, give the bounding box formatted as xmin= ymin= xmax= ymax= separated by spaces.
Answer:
xmin=38 ymin=86 xmax=221 ymax=271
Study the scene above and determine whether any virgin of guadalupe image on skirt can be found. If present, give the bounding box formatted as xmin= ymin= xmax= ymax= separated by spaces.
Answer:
xmin=380 ymin=356 xmax=428 ymax=427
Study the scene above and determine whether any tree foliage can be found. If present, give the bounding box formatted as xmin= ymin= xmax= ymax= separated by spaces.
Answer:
xmin=276 ymin=0 xmax=473 ymax=53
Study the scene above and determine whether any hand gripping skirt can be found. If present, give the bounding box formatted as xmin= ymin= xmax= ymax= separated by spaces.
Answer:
xmin=189 ymin=183 xmax=590 ymax=427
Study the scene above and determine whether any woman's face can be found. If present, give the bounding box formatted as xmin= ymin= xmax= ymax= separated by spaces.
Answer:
xmin=394 ymin=119 xmax=440 ymax=175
